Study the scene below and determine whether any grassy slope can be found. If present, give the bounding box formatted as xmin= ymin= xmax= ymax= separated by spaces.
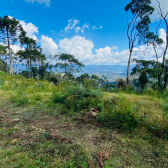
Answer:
xmin=0 ymin=73 xmax=168 ymax=168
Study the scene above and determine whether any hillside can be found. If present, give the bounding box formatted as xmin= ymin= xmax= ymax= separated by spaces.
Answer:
xmin=0 ymin=72 xmax=168 ymax=168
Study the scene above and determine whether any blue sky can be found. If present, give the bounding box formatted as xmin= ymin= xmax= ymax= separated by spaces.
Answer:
xmin=0 ymin=0 xmax=167 ymax=65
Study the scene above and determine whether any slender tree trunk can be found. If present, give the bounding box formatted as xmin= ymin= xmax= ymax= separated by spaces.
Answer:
xmin=158 ymin=72 xmax=162 ymax=88
xmin=5 ymin=53 xmax=8 ymax=74
xmin=153 ymin=44 xmax=162 ymax=88
xmin=7 ymin=30 xmax=13 ymax=75
xmin=163 ymin=31 xmax=168 ymax=89
xmin=164 ymin=67 xmax=168 ymax=89
xmin=126 ymin=49 xmax=132 ymax=85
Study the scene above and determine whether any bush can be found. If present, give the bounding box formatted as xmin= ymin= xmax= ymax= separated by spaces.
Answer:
xmin=10 ymin=92 xmax=29 ymax=106
xmin=97 ymin=97 xmax=139 ymax=130
xmin=52 ymin=85 xmax=102 ymax=112
xmin=116 ymin=78 xmax=126 ymax=91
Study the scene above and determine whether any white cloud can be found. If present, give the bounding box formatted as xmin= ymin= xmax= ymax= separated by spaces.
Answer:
xmin=111 ymin=46 xmax=118 ymax=50
xmin=92 ymin=26 xmax=98 ymax=30
xmin=19 ymin=20 xmax=38 ymax=41
xmin=59 ymin=36 xmax=94 ymax=63
xmin=92 ymin=43 xmax=167 ymax=65
xmin=58 ymin=33 xmax=167 ymax=65
xmin=65 ymin=19 xmax=79 ymax=32
xmin=159 ymin=28 xmax=166 ymax=43
xmin=51 ymin=30 xmax=56 ymax=34
xmin=0 ymin=42 xmax=24 ymax=54
xmin=24 ymin=0 xmax=50 ymax=7
xmin=63 ymin=19 xmax=102 ymax=34
xmin=40 ymin=35 xmax=58 ymax=56
xmin=91 ymin=25 xmax=102 ymax=30
xmin=75 ymin=23 xmax=89 ymax=33
xmin=151 ymin=0 xmax=168 ymax=21
xmin=7 ymin=17 xmax=38 ymax=41
xmin=10 ymin=45 xmax=25 ymax=54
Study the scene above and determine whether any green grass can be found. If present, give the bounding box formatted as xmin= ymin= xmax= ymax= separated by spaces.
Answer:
xmin=0 ymin=71 xmax=168 ymax=167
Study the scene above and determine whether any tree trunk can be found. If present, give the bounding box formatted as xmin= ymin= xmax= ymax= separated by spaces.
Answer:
xmin=7 ymin=30 xmax=13 ymax=75
xmin=126 ymin=49 xmax=132 ymax=85
xmin=158 ymin=72 xmax=162 ymax=88
xmin=163 ymin=31 xmax=168 ymax=89
xmin=163 ymin=67 xmax=168 ymax=89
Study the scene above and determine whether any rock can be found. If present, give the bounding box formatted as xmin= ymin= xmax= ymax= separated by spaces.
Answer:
xmin=12 ymin=119 xmax=20 ymax=122
xmin=1 ymin=109 xmax=7 ymax=112
xmin=90 ymin=108 xmax=97 ymax=112
xmin=31 ymin=126 xmax=38 ymax=131
xmin=11 ymin=139 xmax=17 ymax=145
xmin=39 ymin=128 xmax=45 ymax=133
xmin=90 ymin=112 xmax=98 ymax=117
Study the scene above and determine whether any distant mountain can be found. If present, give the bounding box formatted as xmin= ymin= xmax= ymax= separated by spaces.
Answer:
xmin=75 ymin=65 xmax=135 ymax=82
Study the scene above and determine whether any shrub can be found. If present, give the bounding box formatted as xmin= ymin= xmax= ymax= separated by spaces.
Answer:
xmin=52 ymin=91 xmax=66 ymax=104
xmin=116 ymin=78 xmax=126 ymax=91
xmin=52 ymin=85 xmax=102 ymax=113
xmin=97 ymin=97 xmax=139 ymax=130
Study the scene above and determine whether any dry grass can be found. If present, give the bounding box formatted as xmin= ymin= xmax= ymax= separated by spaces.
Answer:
xmin=104 ymin=92 xmax=164 ymax=123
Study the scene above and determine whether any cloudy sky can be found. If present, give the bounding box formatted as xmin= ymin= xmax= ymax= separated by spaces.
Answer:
xmin=0 ymin=0 xmax=167 ymax=65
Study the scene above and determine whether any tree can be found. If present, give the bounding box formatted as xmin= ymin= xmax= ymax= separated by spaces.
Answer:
xmin=54 ymin=53 xmax=84 ymax=85
xmin=131 ymin=59 xmax=159 ymax=90
xmin=76 ymin=73 xmax=90 ymax=84
xmin=16 ymin=37 xmax=36 ymax=70
xmin=125 ymin=0 xmax=154 ymax=84
xmin=16 ymin=37 xmax=46 ymax=78
xmin=0 ymin=16 xmax=25 ymax=75
xmin=155 ymin=0 xmax=168 ymax=89
xmin=0 ymin=45 xmax=7 ymax=72
xmin=116 ymin=78 xmax=127 ymax=90
xmin=139 ymin=71 xmax=148 ymax=90
xmin=145 ymin=31 xmax=164 ymax=88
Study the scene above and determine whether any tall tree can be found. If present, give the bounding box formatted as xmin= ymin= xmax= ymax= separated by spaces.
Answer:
xmin=125 ymin=0 xmax=154 ymax=84
xmin=54 ymin=53 xmax=84 ymax=85
xmin=155 ymin=0 xmax=168 ymax=89
xmin=0 ymin=16 xmax=24 ymax=75
xmin=16 ymin=37 xmax=36 ymax=71
xmin=16 ymin=39 xmax=46 ymax=78
xmin=145 ymin=31 xmax=163 ymax=88
xmin=0 ymin=45 xmax=7 ymax=72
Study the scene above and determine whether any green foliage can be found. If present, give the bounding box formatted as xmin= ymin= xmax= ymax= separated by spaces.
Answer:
xmin=52 ymin=91 xmax=66 ymax=104
xmin=10 ymin=92 xmax=29 ymax=106
xmin=0 ymin=72 xmax=5 ymax=86
xmin=116 ymin=78 xmax=126 ymax=91
xmin=52 ymin=85 xmax=102 ymax=112
xmin=64 ymin=150 xmax=89 ymax=168
xmin=97 ymin=97 xmax=139 ymax=130
xmin=54 ymin=53 xmax=84 ymax=85
xmin=139 ymin=71 xmax=148 ymax=90
xmin=0 ymin=16 xmax=25 ymax=75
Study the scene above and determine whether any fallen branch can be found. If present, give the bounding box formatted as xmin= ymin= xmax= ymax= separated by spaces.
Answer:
xmin=97 ymin=150 xmax=111 ymax=168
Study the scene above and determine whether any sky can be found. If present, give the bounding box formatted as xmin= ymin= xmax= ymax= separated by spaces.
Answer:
xmin=0 ymin=0 xmax=168 ymax=65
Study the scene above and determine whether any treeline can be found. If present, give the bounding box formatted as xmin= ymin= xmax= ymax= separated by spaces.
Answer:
xmin=0 ymin=15 xmax=119 ymax=92
xmin=0 ymin=16 xmax=108 ymax=86
xmin=1 ymin=0 xmax=168 ymax=92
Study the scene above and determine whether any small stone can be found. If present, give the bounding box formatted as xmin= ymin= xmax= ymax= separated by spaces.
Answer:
xmin=1 ymin=109 xmax=7 ymax=112
xmin=11 ymin=139 xmax=17 ymax=145
xmin=13 ymin=119 xmax=20 ymax=122
xmin=90 ymin=112 xmax=98 ymax=117
xmin=31 ymin=126 xmax=38 ymax=130
xmin=90 ymin=108 xmax=97 ymax=112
